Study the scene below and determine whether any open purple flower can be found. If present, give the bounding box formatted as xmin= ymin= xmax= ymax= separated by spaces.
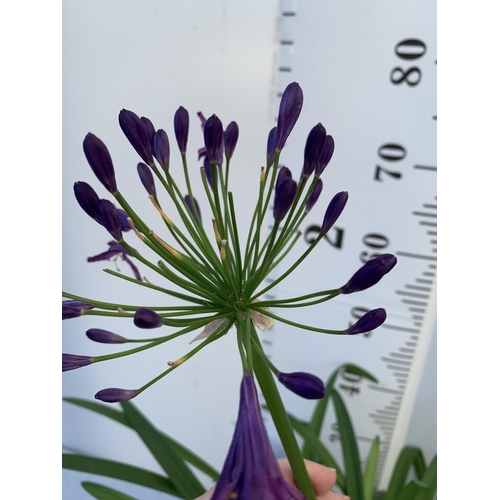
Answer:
xmin=87 ymin=241 xmax=141 ymax=281
xmin=211 ymin=373 xmax=305 ymax=500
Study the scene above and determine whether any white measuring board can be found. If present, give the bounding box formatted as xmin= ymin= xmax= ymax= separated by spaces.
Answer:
xmin=261 ymin=0 xmax=436 ymax=488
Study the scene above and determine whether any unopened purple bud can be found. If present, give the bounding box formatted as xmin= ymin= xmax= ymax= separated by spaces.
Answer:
xmin=86 ymin=328 xmax=127 ymax=344
xmin=95 ymin=388 xmax=139 ymax=403
xmin=119 ymin=109 xmax=155 ymax=166
xmin=224 ymin=121 xmax=239 ymax=160
xmin=141 ymin=116 xmax=156 ymax=151
xmin=134 ymin=308 xmax=164 ymax=329
xmin=184 ymin=195 xmax=201 ymax=224
xmin=98 ymin=199 xmax=123 ymax=242
xmin=320 ymin=191 xmax=348 ymax=234
xmin=73 ymin=181 xmax=101 ymax=224
xmin=277 ymin=371 xmax=326 ymax=400
xmin=174 ymin=106 xmax=189 ymax=153
xmin=62 ymin=300 xmax=94 ymax=319
xmin=276 ymin=82 xmax=303 ymax=151
xmin=276 ymin=166 xmax=292 ymax=189
xmin=204 ymin=114 xmax=224 ymax=164
xmin=203 ymin=156 xmax=217 ymax=190
xmin=273 ymin=178 xmax=297 ymax=222
xmin=83 ymin=133 xmax=117 ymax=194
xmin=302 ymin=123 xmax=327 ymax=178
xmin=315 ymin=135 xmax=335 ymax=177
xmin=137 ymin=163 xmax=156 ymax=197
xmin=340 ymin=254 xmax=397 ymax=294
xmin=153 ymin=129 xmax=170 ymax=172
xmin=63 ymin=354 xmax=93 ymax=372
xmin=266 ymin=127 xmax=278 ymax=167
xmin=305 ymin=179 xmax=323 ymax=212
xmin=116 ymin=209 xmax=131 ymax=232
xmin=347 ymin=308 xmax=387 ymax=335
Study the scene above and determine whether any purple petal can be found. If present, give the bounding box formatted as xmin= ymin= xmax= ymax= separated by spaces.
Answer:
xmin=302 ymin=123 xmax=326 ymax=178
xmin=95 ymin=388 xmax=139 ymax=403
xmin=320 ymin=191 xmax=348 ymax=234
xmin=276 ymin=82 xmax=303 ymax=151
xmin=340 ymin=254 xmax=397 ymax=294
xmin=153 ymin=129 xmax=170 ymax=172
xmin=174 ymin=106 xmax=189 ymax=153
xmin=305 ymin=179 xmax=323 ymax=213
xmin=204 ymin=114 xmax=224 ymax=164
xmin=267 ymin=127 xmax=278 ymax=167
xmin=63 ymin=354 xmax=92 ymax=372
xmin=137 ymin=162 xmax=156 ymax=197
xmin=83 ymin=133 xmax=117 ymax=194
xmin=273 ymin=178 xmax=297 ymax=222
xmin=119 ymin=109 xmax=155 ymax=166
xmin=277 ymin=371 xmax=326 ymax=399
xmin=98 ymin=199 xmax=123 ymax=241
xmin=86 ymin=328 xmax=127 ymax=344
xmin=73 ymin=181 xmax=101 ymax=225
xmin=346 ymin=308 xmax=387 ymax=335
xmin=224 ymin=121 xmax=239 ymax=160
xmin=315 ymin=135 xmax=335 ymax=177
xmin=134 ymin=308 xmax=164 ymax=329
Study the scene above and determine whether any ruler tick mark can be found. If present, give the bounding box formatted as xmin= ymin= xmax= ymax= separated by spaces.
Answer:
xmin=381 ymin=324 xmax=419 ymax=333
xmin=405 ymin=284 xmax=432 ymax=291
xmin=396 ymin=251 xmax=437 ymax=261
xmin=396 ymin=290 xmax=430 ymax=299
xmin=419 ymin=221 xmax=437 ymax=227
xmin=414 ymin=165 xmax=437 ymax=171
xmin=413 ymin=211 xmax=437 ymax=218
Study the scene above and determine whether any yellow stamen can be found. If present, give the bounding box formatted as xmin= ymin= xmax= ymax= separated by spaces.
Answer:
xmin=127 ymin=217 xmax=145 ymax=241
xmin=149 ymin=195 xmax=173 ymax=225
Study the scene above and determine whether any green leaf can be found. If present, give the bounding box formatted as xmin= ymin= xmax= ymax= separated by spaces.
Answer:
xmin=339 ymin=364 xmax=378 ymax=384
xmin=286 ymin=412 xmax=346 ymax=492
xmin=364 ymin=436 xmax=380 ymax=500
xmin=332 ymin=389 xmax=365 ymax=500
xmin=384 ymin=447 xmax=427 ymax=500
xmin=63 ymin=397 xmax=219 ymax=481
xmin=81 ymin=482 xmax=138 ymax=500
xmin=120 ymin=401 xmax=205 ymax=499
xmin=414 ymin=455 xmax=437 ymax=500
xmin=62 ymin=454 xmax=181 ymax=497
xmin=395 ymin=480 xmax=429 ymax=500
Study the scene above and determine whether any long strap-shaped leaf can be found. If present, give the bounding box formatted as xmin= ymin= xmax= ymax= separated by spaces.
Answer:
xmin=395 ymin=480 xmax=429 ymax=500
xmin=120 ymin=401 xmax=205 ymax=499
xmin=414 ymin=455 xmax=437 ymax=500
xmin=81 ymin=481 xmax=139 ymax=500
xmin=63 ymin=397 xmax=219 ymax=480
xmin=332 ymin=389 xmax=365 ymax=500
xmin=63 ymin=454 xmax=180 ymax=497
xmin=364 ymin=435 xmax=380 ymax=500
xmin=384 ymin=447 xmax=427 ymax=500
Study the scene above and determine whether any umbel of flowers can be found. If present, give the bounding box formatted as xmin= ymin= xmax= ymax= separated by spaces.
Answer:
xmin=63 ymin=82 xmax=396 ymax=499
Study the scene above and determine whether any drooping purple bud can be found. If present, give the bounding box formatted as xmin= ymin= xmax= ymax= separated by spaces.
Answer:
xmin=83 ymin=133 xmax=117 ymax=194
xmin=204 ymin=114 xmax=224 ymax=163
xmin=62 ymin=300 xmax=94 ymax=319
xmin=153 ymin=129 xmax=170 ymax=172
xmin=346 ymin=308 xmax=387 ymax=335
xmin=276 ymin=166 xmax=292 ymax=189
xmin=224 ymin=121 xmax=239 ymax=160
xmin=133 ymin=308 xmax=164 ymax=329
xmin=86 ymin=328 xmax=127 ymax=344
xmin=203 ymin=156 xmax=217 ymax=190
xmin=174 ymin=106 xmax=189 ymax=153
xmin=137 ymin=163 xmax=156 ymax=197
xmin=305 ymin=178 xmax=323 ymax=212
xmin=95 ymin=388 xmax=139 ymax=403
xmin=320 ymin=191 xmax=349 ymax=234
xmin=184 ymin=195 xmax=201 ymax=224
xmin=302 ymin=123 xmax=327 ymax=178
xmin=266 ymin=127 xmax=278 ymax=167
xmin=315 ymin=135 xmax=335 ymax=177
xmin=141 ymin=116 xmax=156 ymax=151
xmin=340 ymin=254 xmax=397 ymax=294
xmin=276 ymin=82 xmax=303 ymax=151
xmin=63 ymin=354 xmax=93 ymax=372
xmin=98 ymin=199 xmax=123 ymax=242
xmin=277 ymin=371 xmax=326 ymax=400
xmin=116 ymin=209 xmax=132 ymax=232
xmin=118 ymin=109 xmax=155 ymax=166
xmin=273 ymin=178 xmax=297 ymax=222
xmin=73 ymin=181 xmax=101 ymax=224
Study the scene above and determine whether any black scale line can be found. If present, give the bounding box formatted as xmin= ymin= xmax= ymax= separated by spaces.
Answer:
xmin=396 ymin=290 xmax=430 ymax=299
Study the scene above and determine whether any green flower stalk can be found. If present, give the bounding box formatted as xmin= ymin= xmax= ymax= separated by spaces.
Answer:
xmin=63 ymin=82 xmax=397 ymax=499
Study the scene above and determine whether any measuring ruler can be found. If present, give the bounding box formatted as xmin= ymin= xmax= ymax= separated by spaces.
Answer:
xmin=262 ymin=0 xmax=436 ymax=488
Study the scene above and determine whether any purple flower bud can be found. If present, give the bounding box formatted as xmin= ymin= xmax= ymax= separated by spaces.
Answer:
xmin=276 ymin=82 xmax=303 ymax=151
xmin=62 ymin=300 xmax=94 ymax=319
xmin=302 ymin=123 xmax=327 ymax=178
xmin=153 ymin=129 xmax=170 ymax=172
xmin=276 ymin=166 xmax=292 ymax=189
xmin=320 ymin=191 xmax=349 ymax=234
xmin=340 ymin=254 xmax=397 ymax=294
xmin=174 ymin=106 xmax=189 ymax=153
xmin=266 ymin=127 xmax=278 ymax=167
xmin=63 ymin=354 xmax=93 ymax=372
xmin=95 ymin=388 xmax=139 ymax=403
xmin=184 ymin=195 xmax=201 ymax=224
xmin=273 ymin=178 xmax=297 ymax=222
xmin=98 ymin=199 xmax=123 ymax=242
xmin=134 ymin=308 xmax=164 ymax=329
xmin=305 ymin=179 xmax=323 ymax=212
xmin=277 ymin=371 xmax=326 ymax=400
xmin=346 ymin=308 xmax=387 ymax=335
xmin=73 ymin=181 xmax=101 ymax=224
xmin=315 ymin=135 xmax=335 ymax=177
xmin=224 ymin=121 xmax=239 ymax=160
xmin=204 ymin=114 xmax=224 ymax=164
xmin=86 ymin=328 xmax=127 ymax=344
xmin=137 ymin=162 xmax=156 ymax=197
xmin=116 ymin=209 xmax=132 ymax=232
xmin=83 ymin=133 xmax=117 ymax=194
xmin=141 ymin=116 xmax=156 ymax=151
xmin=203 ymin=156 xmax=217 ymax=190
xmin=119 ymin=109 xmax=155 ymax=166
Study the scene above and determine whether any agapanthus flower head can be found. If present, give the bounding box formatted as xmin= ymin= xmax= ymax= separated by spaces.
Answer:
xmin=98 ymin=199 xmax=123 ymax=242
xmin=83 ymin=133 xmax=117 ymax=194
xmin=273 ymin=177 xmax=297 ymax=222
xmin=315 ymin=135 xmax=335 ymax=177
xmin=224 ymin=121 xmax=239 ymax=160
xmin=346 ymin=308 xmax=387 ymax=335
xmin=62 ymin=300 xmax=94 ymax=319
xmin=277 ymin=371 xmax=326 ymax=400
xmin=320 ymin=191 xmax=349 ymax=234
xmin=302 ymin=123 xmax=327 ymax=178
xmin=204 ymin=114 xmax=224 ymax=164
xmin=267 ymin=127 xmax=278 ymax=167
xmin=119 ymin=109 xmax=155 ymax=166
xmin=86 ymin=328 xmax=127 ymax=344
xmin=305 ymin=178 xmax=323 ymax=213
xmin=276 ymin=82 xmax=303 ymax=151
xmin=174 ymin=106 xmax=189 ymax=153
xmin=211 ymin=373 xmax=305 ymax=500
xmin=153 ymin=129 xmax=170 ymax=172
xmin=95 ymin=388 xmax=139 ymax=403
xmin=137 ymin=162 xmax=156 ymax=197
xmin=133 ymin=308 xmax=164 ymax=329
xmin=340 ymin=254 xmax=397 ymax=294
xmin=63 ymin=354 xmax=93 ymax=372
